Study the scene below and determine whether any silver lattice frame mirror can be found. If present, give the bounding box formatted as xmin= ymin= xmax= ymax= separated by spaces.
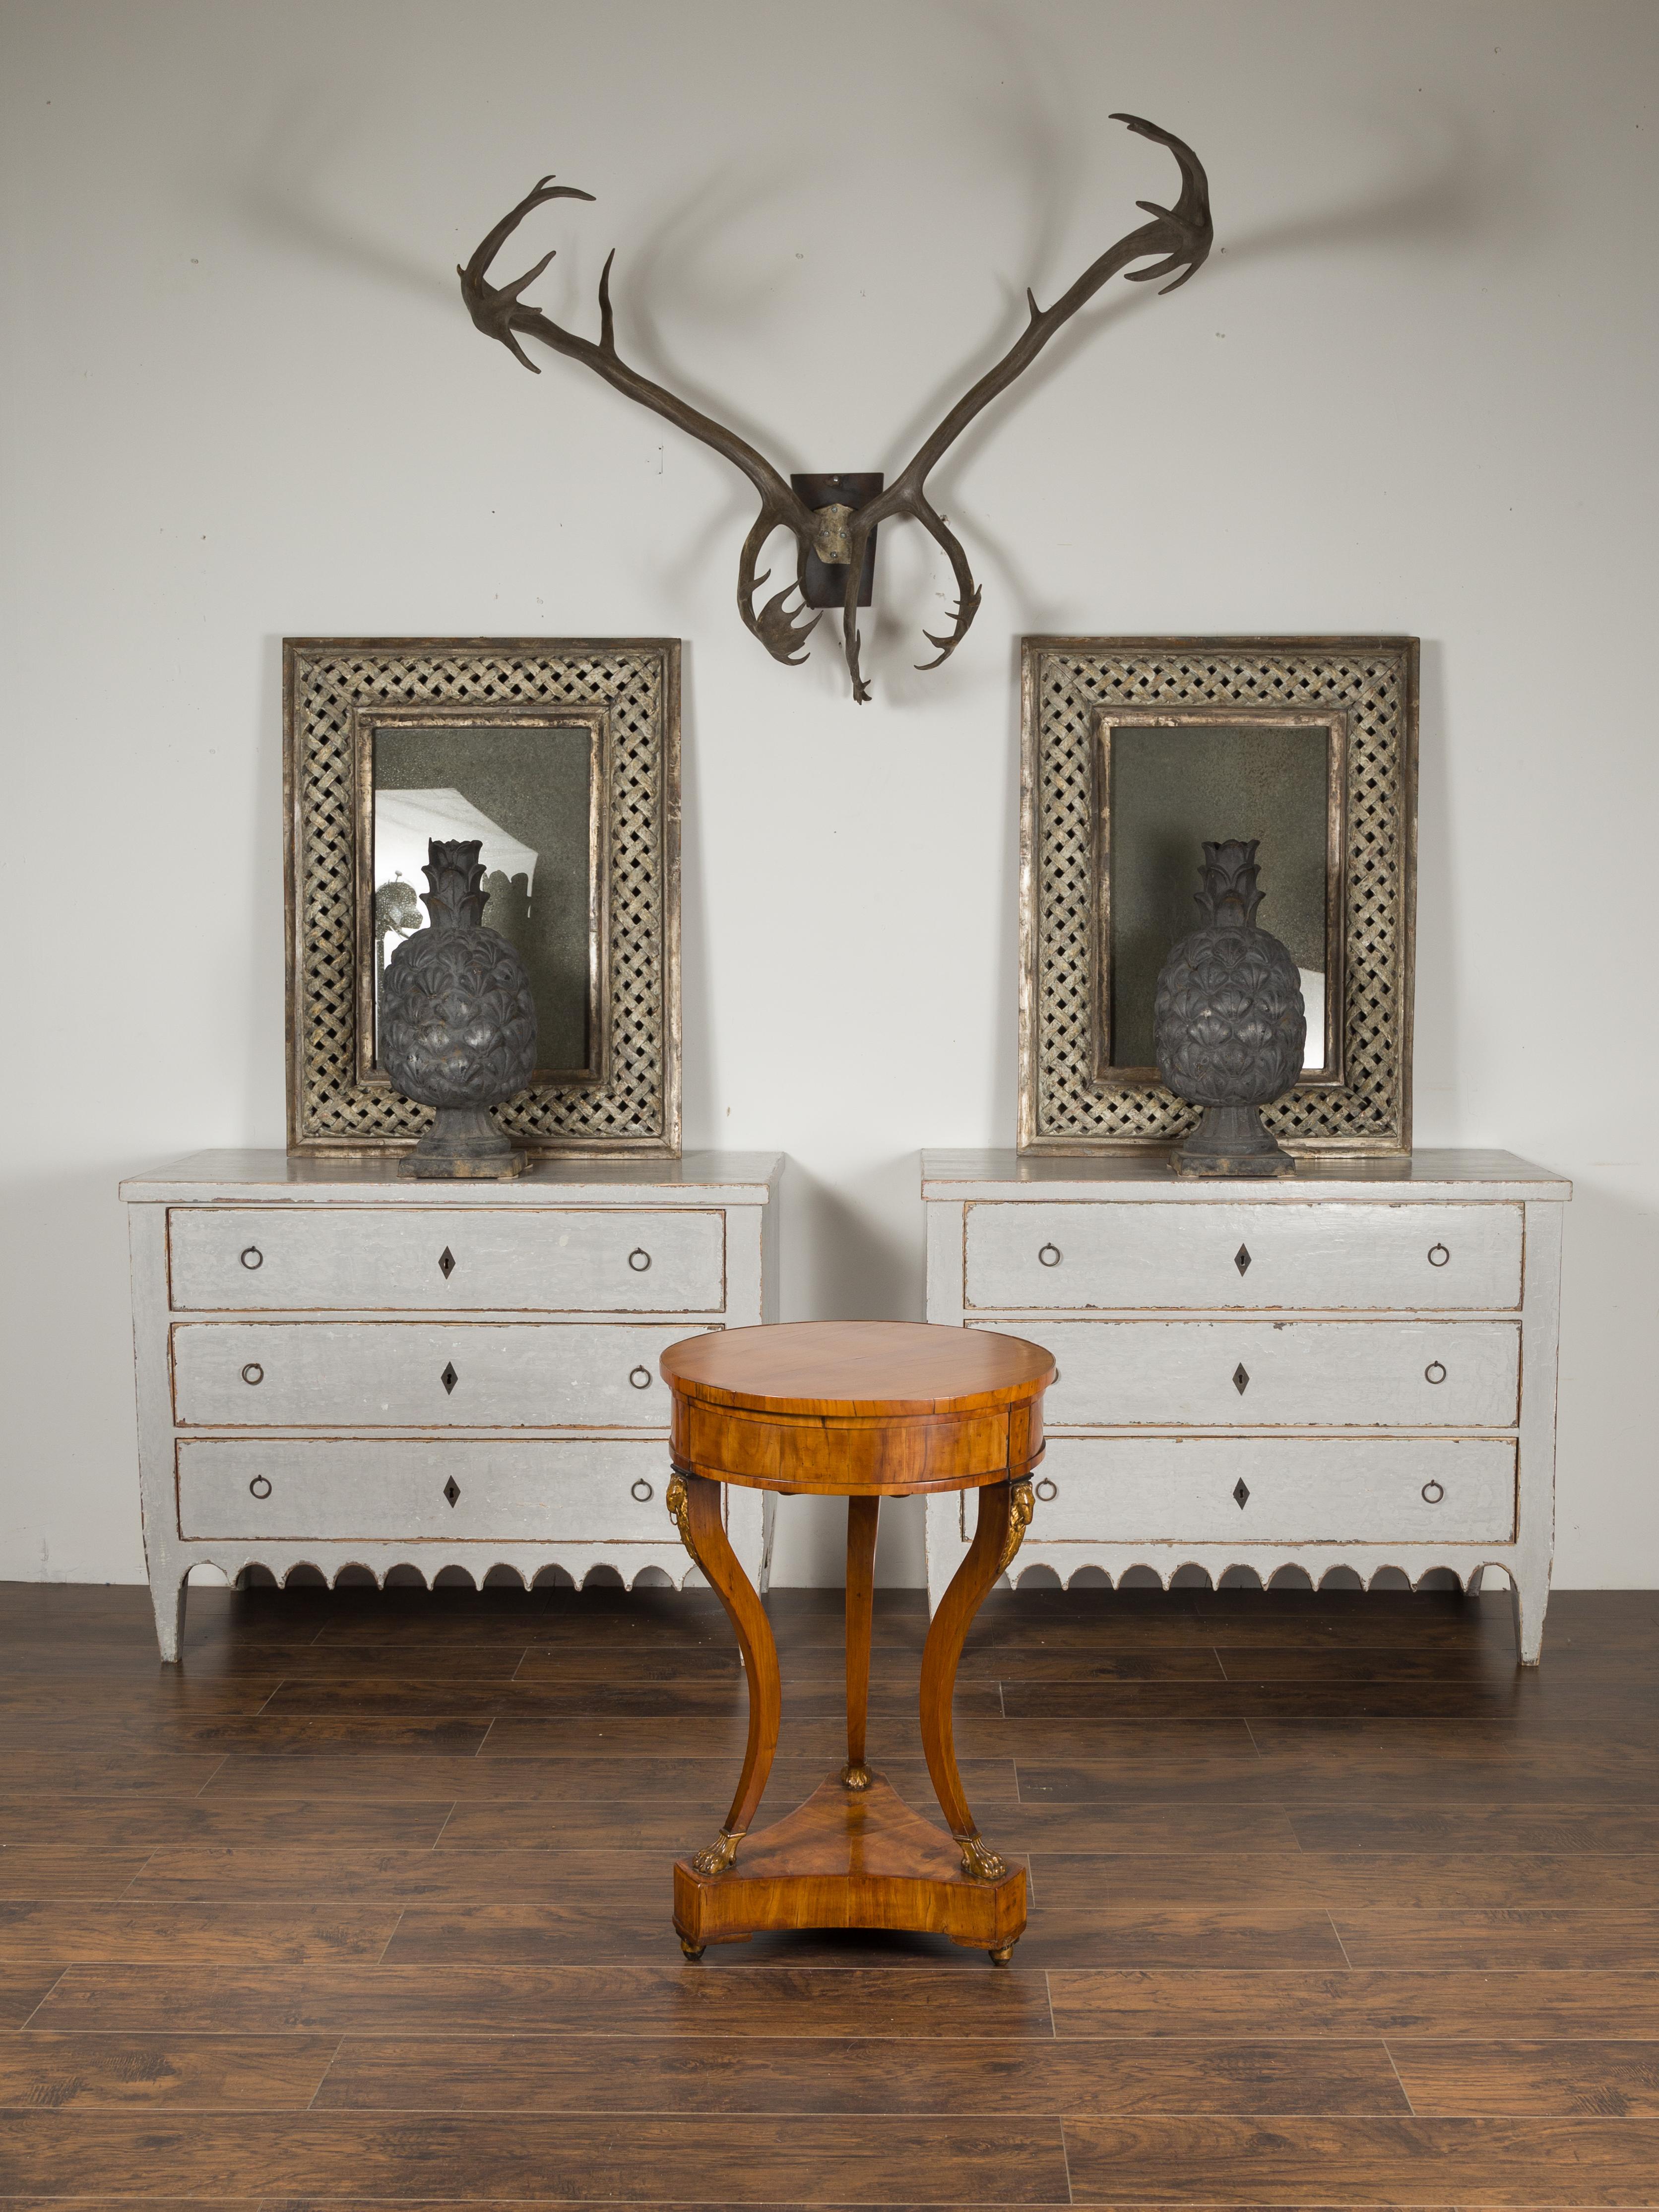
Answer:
xmin=284 ymin=637 xmax=680 ymax=1157
xmin=1019 ymin=635 xmax=1417 ymax=1157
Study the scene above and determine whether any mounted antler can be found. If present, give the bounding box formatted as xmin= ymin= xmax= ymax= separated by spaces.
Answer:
xmin=459 ymin=115 xmax=1211 ymax=702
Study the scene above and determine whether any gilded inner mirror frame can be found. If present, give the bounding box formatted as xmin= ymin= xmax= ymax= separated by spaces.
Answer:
xmin=351 ymin=704 xmax=610 ymax=1092
xmin=1092 ymin=709 xmax=1348 ymax=1089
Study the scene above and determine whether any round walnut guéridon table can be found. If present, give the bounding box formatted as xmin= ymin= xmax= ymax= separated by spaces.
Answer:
xmin=658 ymin=1320 xmax=1055 ymax=1965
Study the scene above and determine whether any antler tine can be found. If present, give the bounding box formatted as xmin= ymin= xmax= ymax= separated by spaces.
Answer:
xmin=739 ymin=505 xmax=820 ymax=666
xmin=907 ymin=498 xmax=982 ymax=669
xmin=460 ymin=175 xmax=598 ymax=284
xmin=1109 ymin=113 xmax=1212 ymax=293
xmin=837 ymin=494 xmax=981 ymax=700
xmin=459 ymin=176 xmax=824 ymax=669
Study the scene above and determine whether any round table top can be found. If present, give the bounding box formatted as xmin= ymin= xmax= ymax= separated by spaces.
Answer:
xmin=659 ymin=1320 xmax=1056 ymax=1419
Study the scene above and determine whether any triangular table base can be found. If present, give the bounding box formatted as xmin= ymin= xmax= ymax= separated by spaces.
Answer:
xmin=673 ymin=1773 xmax=1026 ymax=1960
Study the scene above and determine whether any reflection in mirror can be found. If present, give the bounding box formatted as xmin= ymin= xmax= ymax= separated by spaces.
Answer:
xmin=371 ymin=723 xmax=597 ymax=1080
xmin=1104 ymin=719 xmax=1340 ymax=1076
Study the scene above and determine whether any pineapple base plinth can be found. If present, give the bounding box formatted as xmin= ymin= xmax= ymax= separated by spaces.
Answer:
xmin=397 ymin=1103 xmax=527 ymax=1180
xmin=1170 ymin=1147 xmax=1297 ymax=1179
xmin=398 ymin=1149 xmax=528 ymax=1180
xmin=1169 ymin=1101 xmax=1297 ymax=1180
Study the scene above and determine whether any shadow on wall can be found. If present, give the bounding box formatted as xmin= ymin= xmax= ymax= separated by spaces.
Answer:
xmin=233 ymin=78 xmax=456 ymax=307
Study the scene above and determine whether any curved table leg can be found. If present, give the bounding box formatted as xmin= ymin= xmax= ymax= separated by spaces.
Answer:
xmin=843 ymin=1496 xmax=880 ymax=1790
xmin=919 ymin=1478 xmax=1033 ymax=1959
xmin=669 ymin=1471 xmax=781 ymax=1906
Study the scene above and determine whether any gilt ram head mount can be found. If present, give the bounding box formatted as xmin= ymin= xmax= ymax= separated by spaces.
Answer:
xmin=459 ymin=115 xmax=1212 ymax=703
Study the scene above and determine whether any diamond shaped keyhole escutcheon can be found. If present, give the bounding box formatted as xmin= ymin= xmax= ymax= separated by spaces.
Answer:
xmin=1234 ymin=1244 xmax=1252 ymax=1276
xmin=1232 ymin=1478 xmax=1250 ymax=1510
xmin=438 ymin=1247 xmax=456 ymax=1280
xmin=1232 ymin=1364 xmax=1250 ymax=1395
xmin=440 ymin=1363 xmax=458 ymax=1395
xmin=443 ymin=1477 xmax=461 ymax=1508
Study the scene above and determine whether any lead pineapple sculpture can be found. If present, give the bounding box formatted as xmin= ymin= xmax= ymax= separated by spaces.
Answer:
xmin=380 ymin=839 xmax=538 ymax=1179
xmin=1153 ymin=838 xmax=1306 ymax=1178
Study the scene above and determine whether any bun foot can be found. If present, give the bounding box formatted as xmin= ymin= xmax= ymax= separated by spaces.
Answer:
xmin=680 ymin=1939 xmax=706 ymax=1959
xmin=988 ymin=1942 xmax=1017 ymax=1964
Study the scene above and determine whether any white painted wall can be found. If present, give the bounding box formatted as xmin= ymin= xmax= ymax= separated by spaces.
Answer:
xmin=2 ymin=0 xmax=1654 ymax=1591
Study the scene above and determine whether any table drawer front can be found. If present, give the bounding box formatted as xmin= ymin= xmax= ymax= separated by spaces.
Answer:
xmin=988 ymin=1319 xmax=1520 ymax=1429
xmin=176 ymin=1438 xmax=686 ymax=1542
xmin=167 ymin=1208 xmax=726 ymax=1314
xmin=171 ymin=1322 xmax=715 ymax=1429
xmin=964 ymin=1201 xmax=1522 ymax=1313
xmin=1018 ymin=1435 xmax=1516 ymax=1545
xmin=679 ymin=1403 xmax=1020 ymax=1494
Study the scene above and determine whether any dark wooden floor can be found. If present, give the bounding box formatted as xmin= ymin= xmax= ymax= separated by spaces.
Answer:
xmin=0 ymin=1576 xmax=1657 ymax=2206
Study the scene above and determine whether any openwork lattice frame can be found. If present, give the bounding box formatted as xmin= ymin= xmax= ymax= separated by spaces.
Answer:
xmin=284 ymin=638 xmax=680 ymax=1156
xmin=1018 ymin=636 xmax=1417 ymax=1156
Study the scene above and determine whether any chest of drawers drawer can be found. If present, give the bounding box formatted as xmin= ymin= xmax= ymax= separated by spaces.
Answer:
xmin=1019 ymin=1435 xmax=1517 ymax=1546
xmin=175 ymin=1437 xmax=693 ymax=1543
xmin=170 ymin=1322 xmax=715 ymax=1429
xmin=983 ymin=1318 xmax=1520 ymax=1429
xmin=964 ymin=1201 xmax=1523 ymax=1312
xmin=167 ymin=1207 xmax=726 ymax=1314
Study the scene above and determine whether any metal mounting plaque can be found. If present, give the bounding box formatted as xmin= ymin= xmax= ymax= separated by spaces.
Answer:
xmin=792 ymin=473 xmax=882 ymax=608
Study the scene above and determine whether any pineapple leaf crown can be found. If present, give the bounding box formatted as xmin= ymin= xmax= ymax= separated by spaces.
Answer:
xmin=1194 ymin=837 xmax=1266 ymax=929
xmin=420 ymin=838 xmax=490 ymax=932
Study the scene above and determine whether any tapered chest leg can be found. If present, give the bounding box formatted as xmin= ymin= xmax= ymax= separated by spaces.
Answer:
xmin=151 ymin=1574 xmax=186 ymax=1667
xmin=842 ymin=1495 xmax=880 ymax=1789
xmin=1511 ymin=1566 xmax=1548 ymax=1666
xmin=919 ymin=1477 xmax=1030 ymax=1882
xmin=669 ymin=1471 xmax=781 ymax=1874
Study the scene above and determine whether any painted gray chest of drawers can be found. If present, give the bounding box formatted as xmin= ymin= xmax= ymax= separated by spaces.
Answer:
xmin=122 ymin=1149 xmax=782 ymax=1658
xmin=923 ymin=1149 xmax=1569 ymax=1662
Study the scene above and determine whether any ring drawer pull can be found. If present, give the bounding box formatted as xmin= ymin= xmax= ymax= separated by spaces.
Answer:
xmin=1038 ymin=1243 xmax=1062 ymax=1267
xmin=248 ymin=1475 xmax=272 ymax=1500
xmin=240 ymin=1363 xmax=264 ymax=1387
xmin=631 ymin=1478 xmax=655 ymax=1502
xmin=239 ymin=1246 xmax=263 ymax=1270
xmin=628 ymin=1248 xmax=653 ymax=1272
xmin=1424 ymin=1361 xmax=1447 ymax=1385
xmin=1421 ymin=1480 xmax=1445 ymax=1504
xmin=1427 ymin=1242 xmax=1450 ymax=1267
xmin=629 ymin=1366 xmax=652 ymax=1390
xmin=1034 ymin=1478 xmax=1058 ymax=1502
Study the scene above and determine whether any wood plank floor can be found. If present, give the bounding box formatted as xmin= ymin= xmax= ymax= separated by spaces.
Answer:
xmin=0 ymin=1578 xmax=1656 ymax=2206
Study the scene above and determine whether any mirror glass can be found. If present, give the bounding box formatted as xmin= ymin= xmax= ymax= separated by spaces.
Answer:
xmin=371 ymin=722 xmax=596 ymax=1079
xmin=1106 ymin=721 xmax=1336 ymax=1075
